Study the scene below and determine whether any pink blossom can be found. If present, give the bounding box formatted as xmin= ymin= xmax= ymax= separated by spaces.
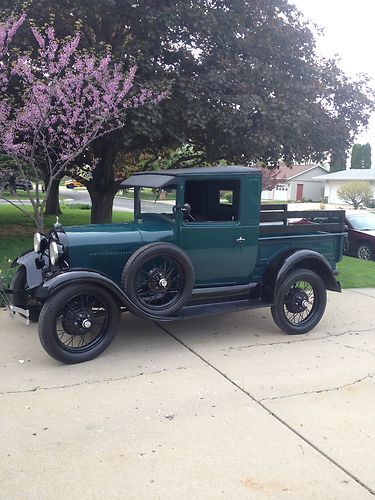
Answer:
xmin=0 ymin=19 xmax=168 ymax=231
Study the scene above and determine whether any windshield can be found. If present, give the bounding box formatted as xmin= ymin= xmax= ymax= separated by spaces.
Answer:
xmin=122 ymin=186 xmax=177 ymax=217
xmin=347 ymin=213 xmax=375 ymax=231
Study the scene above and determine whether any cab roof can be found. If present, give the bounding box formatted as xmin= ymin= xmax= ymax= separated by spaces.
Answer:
xmin=121 ymin=165 xmax=260 ymax=189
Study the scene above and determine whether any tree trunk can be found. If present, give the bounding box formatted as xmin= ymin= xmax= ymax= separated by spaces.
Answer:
xmin=87 ymin=134 xmax=121 ymax=224
xmin=44 ymin=178 xmax=61 ymax=215
xmin=89 ymin=188 xmax=116 ymax=224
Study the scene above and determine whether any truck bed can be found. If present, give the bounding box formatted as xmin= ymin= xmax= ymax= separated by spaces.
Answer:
xmin=255 ymin=205 xmax=346 ymax=280
xmin=259 ymin=204 xmax=345 ymax=236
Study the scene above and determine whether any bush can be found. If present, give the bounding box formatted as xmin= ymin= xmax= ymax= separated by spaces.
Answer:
xmin=337 ymin=181 xmax=373 ymax=209
xmin=223 ymin=192 xmax=233 ymax=204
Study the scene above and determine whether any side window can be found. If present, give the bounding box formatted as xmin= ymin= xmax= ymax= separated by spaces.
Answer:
xmin=184 ymin=179 xmax=240 ymax=222
xmin=219 ymin=190 xmax=234 ymax=206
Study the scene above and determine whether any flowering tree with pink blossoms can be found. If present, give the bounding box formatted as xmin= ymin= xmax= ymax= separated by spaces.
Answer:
xmin=0 ymin=17 xmax=167 ymax=232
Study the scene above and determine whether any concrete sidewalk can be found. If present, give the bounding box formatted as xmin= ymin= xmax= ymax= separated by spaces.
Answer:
xmin=1 ymin=289 xmax=375 ymax=499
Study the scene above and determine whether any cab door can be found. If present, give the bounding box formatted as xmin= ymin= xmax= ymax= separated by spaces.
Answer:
xmin=178 ymin=176 xmax=260 ymax=286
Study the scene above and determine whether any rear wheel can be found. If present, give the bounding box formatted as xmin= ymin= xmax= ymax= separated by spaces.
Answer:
xmin=271 ymin=269 xmax=327 ymax=335
xmin=10 ymin=266 xmax=40 ymax=322
xmin=38 ymin=284 xmax=120 ymax=364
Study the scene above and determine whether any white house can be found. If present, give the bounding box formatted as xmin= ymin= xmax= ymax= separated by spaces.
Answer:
xmin=261 ymin=164 xmax=328 ymax=202
xmin=314 ymin=168 xmax=375 ymax=204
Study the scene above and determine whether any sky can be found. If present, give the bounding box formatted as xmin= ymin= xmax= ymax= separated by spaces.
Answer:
xmin=290 ymin=0 xmax=375 ymax=158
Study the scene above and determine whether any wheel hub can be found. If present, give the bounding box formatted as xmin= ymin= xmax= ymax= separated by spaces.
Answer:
xmin=285 ymin=289 xmax=309 ymax=313
xmin=62 ymin=309 xmax=93 ymax=336
xmin=147 ymin=269 xmax=170 ymax=293
xmin=82 ymin=319 xmax=92 ymax=329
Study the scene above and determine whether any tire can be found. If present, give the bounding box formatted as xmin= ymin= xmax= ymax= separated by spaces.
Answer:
xmin=38 ymin=284 xmax=120 ymax=364
xmin=271 ymin=269 xmax=327 ymax=335
xmin=10 ymin=266 xmax=40 ymax=322
xmin=121 ymin=242 xmax=195 ymax=316
xmin=356 ymin=242 xmax=373 ymax=261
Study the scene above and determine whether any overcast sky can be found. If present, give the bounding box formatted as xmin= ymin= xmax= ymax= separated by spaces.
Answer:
xmin=290 ymin=0 xmax=375 ymax=151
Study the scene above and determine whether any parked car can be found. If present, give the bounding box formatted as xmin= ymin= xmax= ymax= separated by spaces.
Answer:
xmin=2 ymin=166 xmax=346 ymax=364
xmin=4 ymin=178 xmax=33 ymax=191
xmin=64 ymin=179 xmax=83 ymax=189
xmin=344 ymin=211 xmax=375 ymax=260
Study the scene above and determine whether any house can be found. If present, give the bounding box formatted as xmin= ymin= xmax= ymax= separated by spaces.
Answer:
xmin=261 ymin=164 xmax=328 ymax=202
xmin=314 ymin=168 xmax=375 ymax=204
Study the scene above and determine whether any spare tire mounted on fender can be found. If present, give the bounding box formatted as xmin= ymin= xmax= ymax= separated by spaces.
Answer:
xmin=121 ymin=242 xmax=195 ymax=316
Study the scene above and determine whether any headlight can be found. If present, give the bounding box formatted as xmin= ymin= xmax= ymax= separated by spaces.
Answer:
xmin=34 ymin=232 xmax=48 ymax=254
xmin=34 ymin=233 xmax=42 ymax=252
xmin=49 ymin=240 xmax=59 ymax=265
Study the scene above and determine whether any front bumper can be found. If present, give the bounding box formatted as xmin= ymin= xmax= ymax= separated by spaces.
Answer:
xmin=6 ymin=304 xmax=30 ymax=325
xmin=0 ymin=278 xmax=30 ymax=325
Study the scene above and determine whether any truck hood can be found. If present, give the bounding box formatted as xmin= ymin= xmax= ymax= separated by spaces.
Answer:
xmin=62 ymin=218 xmax=175 ymax=284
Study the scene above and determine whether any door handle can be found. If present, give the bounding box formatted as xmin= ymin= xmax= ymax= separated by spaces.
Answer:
xmin=236 ymin=236 xmax=246 ymax=243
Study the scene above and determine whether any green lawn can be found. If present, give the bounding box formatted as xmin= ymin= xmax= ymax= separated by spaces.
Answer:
xmin=1 ymin=190 xmax=45 ymax=201
xmin=0 ymin=204 xmax=132 ymax=229
xmin=337 ymin=256 xmax=375 ymax=289
xmin=117 ymin=187 xmax=176 ymax=201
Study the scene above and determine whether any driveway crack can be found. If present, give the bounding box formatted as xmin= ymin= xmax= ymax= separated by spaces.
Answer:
xmin=259 ymin=374 xmax=374 ymax=402
xmin=0 ymin=366 xmax=188 ymax=395
xmin=219 ymin=329 xmax=374 ymax=352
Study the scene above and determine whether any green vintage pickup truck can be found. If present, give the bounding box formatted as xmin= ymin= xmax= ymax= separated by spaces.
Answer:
xmin=4 ymin=166 xmax=346 ymax=363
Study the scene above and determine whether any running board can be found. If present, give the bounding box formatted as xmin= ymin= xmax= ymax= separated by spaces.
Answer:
xmin=157 ymin=298 xmax=273 ymax=322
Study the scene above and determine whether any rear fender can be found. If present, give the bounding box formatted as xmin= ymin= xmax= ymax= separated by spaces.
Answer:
xmin=262 ymin=249 xmax=341 ymax=301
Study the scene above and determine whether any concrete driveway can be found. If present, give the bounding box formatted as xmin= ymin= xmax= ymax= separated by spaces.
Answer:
xmin=1 ymin=288 xmax=375 ymax=499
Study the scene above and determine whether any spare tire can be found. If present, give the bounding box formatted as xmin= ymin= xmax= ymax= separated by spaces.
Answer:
xmin=121 ymin=242 xmax=195 ymax=316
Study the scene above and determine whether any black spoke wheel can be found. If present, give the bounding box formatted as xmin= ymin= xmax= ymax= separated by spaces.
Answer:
xmin=271 ymin=269 xmax=327 ymax=335
xmin=10 ymin=266 xmax=40 ymax=322
xmin=122 ymin=243 xmax=194 ymax=316
xmin=38 ymin=284 xmax=120 ymax=364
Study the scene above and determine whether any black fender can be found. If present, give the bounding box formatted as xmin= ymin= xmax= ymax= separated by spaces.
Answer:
xmin=12 ymin=250 xmax=47 ymax=289
xmin=34 ymin=268 xmax=168 ymax=322
xmin=262 ymin=249 xmax=341 ymax=301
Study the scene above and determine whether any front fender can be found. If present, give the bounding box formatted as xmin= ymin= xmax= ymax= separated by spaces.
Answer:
xmin=12 ymin=250 xmax=47 ymax=289
xmin=262 ymin=249 xmax=341 ymax=301
xmin=34 ymin=268 xmax=167 ymax=322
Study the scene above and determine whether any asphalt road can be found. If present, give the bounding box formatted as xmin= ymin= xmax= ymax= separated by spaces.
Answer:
xmin=60 ymin=187 xmax=172 ymax=214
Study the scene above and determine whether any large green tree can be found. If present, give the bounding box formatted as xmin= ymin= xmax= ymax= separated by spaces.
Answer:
xmin=2 ymin=0 xmax=374 ymax=222
xmin=351 ymin=143 xmax=371 ymax=169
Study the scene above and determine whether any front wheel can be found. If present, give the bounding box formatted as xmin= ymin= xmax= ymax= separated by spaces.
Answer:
xmin=271 ymin=269 xmax=327 ymax=335
xmin=38 ymin=284 xmax=120 ymax=364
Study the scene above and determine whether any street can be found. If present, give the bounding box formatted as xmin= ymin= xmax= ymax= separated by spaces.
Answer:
xmin=60 ymin=187 xmax=172 ymax=214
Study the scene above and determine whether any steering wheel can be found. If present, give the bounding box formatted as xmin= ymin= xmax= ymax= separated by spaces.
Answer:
xmin=173 ymin=203 xmax=196 ymax=222
xmin=183 ymin=203 xmax=196 ymax=222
